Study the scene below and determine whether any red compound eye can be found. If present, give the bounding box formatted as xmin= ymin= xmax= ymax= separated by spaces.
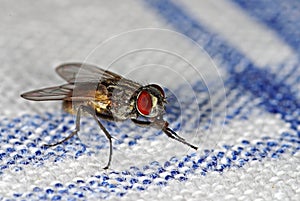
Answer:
xmin=137 ymin=90 xmax=152 ymax=115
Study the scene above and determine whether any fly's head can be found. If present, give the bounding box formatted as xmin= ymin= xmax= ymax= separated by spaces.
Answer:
xmin=130 ymin=84 xmax=167 ymax=128
xmin=130 ymin=84 xmax=198 ymax=150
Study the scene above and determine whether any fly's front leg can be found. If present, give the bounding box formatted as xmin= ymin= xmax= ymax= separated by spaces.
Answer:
xmin=43 ymin=105 xmax=113 ymax=169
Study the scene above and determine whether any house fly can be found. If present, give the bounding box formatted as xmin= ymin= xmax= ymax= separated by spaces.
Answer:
xmin=21 ymin=63 xmax=198 ymax=169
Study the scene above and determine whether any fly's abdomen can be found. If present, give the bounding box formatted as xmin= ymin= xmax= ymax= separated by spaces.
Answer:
xmin=63 ymin=100 xmax=88 ymax=115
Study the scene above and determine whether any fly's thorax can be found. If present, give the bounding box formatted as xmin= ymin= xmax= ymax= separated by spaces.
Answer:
xmin=108 ymin=82 xmax=138 ymax=121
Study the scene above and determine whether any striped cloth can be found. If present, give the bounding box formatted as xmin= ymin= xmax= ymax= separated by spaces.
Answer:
xmin=0 ymin=0 xmax=299 ymax=200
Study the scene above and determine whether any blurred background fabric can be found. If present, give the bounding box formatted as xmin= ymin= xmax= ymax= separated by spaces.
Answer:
xmin=0 ymin=0 xmax=299 ymax=200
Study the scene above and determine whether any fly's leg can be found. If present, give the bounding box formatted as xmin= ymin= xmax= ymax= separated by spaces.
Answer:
xmin=43 ymin=105 xmax=83 ymax=147
xmin=131 ymin=119 xmax=198 ymax=150
xmin=163 ymin=127 xmax=198 ymax=150
xmin=81 ymin=106 xmax=113 ymax=169
xmin=43 ymin=105 xmax=113 ymax=169
xmin=92 ymin=112 xmax=113 ymax=170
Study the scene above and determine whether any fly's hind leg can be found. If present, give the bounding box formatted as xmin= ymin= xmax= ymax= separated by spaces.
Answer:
xmin=43 ymin=105 xmax=84 ymax=148
xmin=43 ymin=105 xmax=113 ymax=169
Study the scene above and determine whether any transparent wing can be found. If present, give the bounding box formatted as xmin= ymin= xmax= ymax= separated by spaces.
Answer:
xmin=55 ymin=63 xmax=123 ymax=83
xmin=21 ymin=82 xmax=112 ymax=102
xmin=21 ymin=84 xmax=74 ymax=101
xmin=21 ymin=62 xmax=142 ymax=102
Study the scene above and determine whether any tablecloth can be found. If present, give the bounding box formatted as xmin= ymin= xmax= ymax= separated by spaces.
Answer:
xmin=0 ymin=0 xmax=299 ymax=200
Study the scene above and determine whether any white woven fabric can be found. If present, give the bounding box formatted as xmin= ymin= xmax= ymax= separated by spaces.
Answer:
xmin=0 ymin=0 xmax=299 ymax=200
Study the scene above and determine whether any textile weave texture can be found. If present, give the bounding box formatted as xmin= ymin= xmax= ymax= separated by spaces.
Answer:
xmin=0 ymin=0 xmax=299 ymax=200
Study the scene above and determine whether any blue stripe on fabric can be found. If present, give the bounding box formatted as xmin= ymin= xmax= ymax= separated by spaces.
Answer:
xmin=1 ymin=113 xmax=299 ymax=200
xmin=231 ymin=0 xmax=300 ymax=54
xmin=144 ymin=0 xmax=300 ymax=133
